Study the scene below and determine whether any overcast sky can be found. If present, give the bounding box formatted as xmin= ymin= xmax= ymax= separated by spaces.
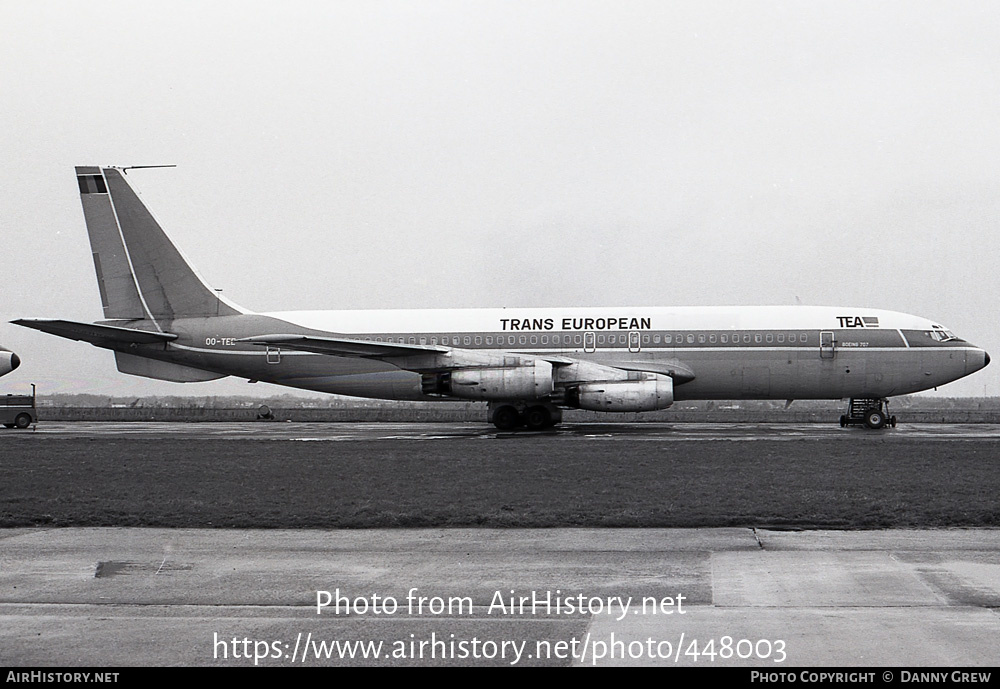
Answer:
xmin=2 ymin=0 xmax=998 ymax=398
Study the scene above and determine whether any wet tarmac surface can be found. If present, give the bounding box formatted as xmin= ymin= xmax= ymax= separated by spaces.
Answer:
xmin=8 ymin=421 xmax=1000 ymax=441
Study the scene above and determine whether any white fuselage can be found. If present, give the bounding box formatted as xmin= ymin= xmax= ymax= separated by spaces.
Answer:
xmin=139 ymin=304 xmax=988 ymax=402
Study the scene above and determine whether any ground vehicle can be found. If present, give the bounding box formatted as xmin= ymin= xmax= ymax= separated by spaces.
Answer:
xmin=1 ymin=386 xmax=37 ymax=429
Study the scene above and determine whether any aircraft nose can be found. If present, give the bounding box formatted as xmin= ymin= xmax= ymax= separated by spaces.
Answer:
xmin=967 ymin=348 xmax=990 ymax=374
xmin=10 ymin=353 xmax=19 ymax=371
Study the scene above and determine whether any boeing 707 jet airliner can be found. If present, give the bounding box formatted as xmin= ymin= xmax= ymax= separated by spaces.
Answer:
xmin=13 ymin=167 xmax=991 ymax=429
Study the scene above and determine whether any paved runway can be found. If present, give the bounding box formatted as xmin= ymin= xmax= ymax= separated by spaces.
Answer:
xmin=2 ymin=527 xmax=998 ymax=667
xmin=12 ymin=421 xmax=1000 ymax=441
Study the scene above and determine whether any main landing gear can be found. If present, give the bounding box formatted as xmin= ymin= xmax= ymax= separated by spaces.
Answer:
xmin=839 ymin=398 xmax=897 ymax=430
xmin=489 ymin=402 xmax=562 ymax=431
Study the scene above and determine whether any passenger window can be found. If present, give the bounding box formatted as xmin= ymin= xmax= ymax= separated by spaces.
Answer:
xmin=642 ymin=334 xmax=650 ymax=344
xmin=541 ymin=335 xmax=548 ymax=344
xmin=486 ymin=336 xmax=492 ymax=345
xmin=408 ymin=337 xmax=415 ymax=344
xmin=519 ymin=335 xmax=526 ymax=344
xmin=766 ymin=333 xmax=773 ymax=343
xmin=698 ymin=334 xmax=705 ymax=344
xmin=575 ymin=335 xmax=582 ymax=345
xmin=687 ymin=334 xmax=694 ymax=344
xmin=777 ymin=334 xmax=784 ymax=343
xmin=754 ymin=334 xmax=762 ymax=343
xmin=420 ymin=337 xmax=427 ymax=345
xmin=475 ymin=336 xmax=482 ymax=345
xmin=464 ymin=336 xmax=471 ymax=345
xmin=654 ymin=334 xmax=661 ymax=344
xmin=664 ymin=334 xmax=671 ymax=344
xmin=721 ymin=334 xmax=728 ymax=343
xmin=530 ymin=335 xmax=537 ymax=345
xmin=509 ymin=336 xmax=516 ymax=345
xmin=800 ymin=333 xmax=807 ymax=343
xmin=709 ymin=334 xmax=716 ymax=343
xmin=744 ymin=334 xmax=751 ymax=343
xmin=598 ymin=334 xmax=606 ymax=345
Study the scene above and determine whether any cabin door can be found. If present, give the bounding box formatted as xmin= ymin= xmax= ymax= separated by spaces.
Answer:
xmin=820 ymin=331 xmax=836 ymax=359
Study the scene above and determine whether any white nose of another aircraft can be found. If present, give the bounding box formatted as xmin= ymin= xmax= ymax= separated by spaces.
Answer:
xmin=0 ymin=350 xmax=20 ymax=377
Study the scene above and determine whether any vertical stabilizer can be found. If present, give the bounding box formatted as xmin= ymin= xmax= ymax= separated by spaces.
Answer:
xmin=75 ymin=166 xmax=243 ymax=320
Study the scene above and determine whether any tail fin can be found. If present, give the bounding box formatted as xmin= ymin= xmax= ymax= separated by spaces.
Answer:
xmin=75 ymin=166 xmax=243 ymax=320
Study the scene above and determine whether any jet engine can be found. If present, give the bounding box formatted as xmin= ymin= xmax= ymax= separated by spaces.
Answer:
xmin=566 ymin=373 xmax=673 ymax=412
xmin=439 ymin=359 xmax=554 ymax=401
xmin=0 ymin=349 xmax=20 ymax=378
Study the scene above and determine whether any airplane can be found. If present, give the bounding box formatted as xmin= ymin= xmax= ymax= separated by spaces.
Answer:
xmin=0 ymin=347 xmax=20 ymax=378
xmin=11 ymin=166 xmax=991 ymax=430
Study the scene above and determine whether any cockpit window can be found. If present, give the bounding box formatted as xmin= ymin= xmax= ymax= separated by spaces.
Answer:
xmin=926 ymin=329 xmax=959 ymax=342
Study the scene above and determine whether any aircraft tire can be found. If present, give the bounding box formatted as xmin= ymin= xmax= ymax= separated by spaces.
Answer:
xmin=491 ymin=405 xmax=520 ymax=431
xmin=890 ymin=416 xmax=897 ymax=428
xmin=524 ymin=405 xmax=552 ymax=430
xmin=14 ymin=413 xmax=32 ymax=429
xmin=863 ymin=408 xmax=886 ymax=430
xmin=839 ymin=415 xmax=847 ymax=427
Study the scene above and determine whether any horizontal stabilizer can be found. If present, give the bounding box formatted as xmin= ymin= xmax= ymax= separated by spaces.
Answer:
xmin=238 ymin=334 xmax=447 ymax=358
xmin=12 ymin=319 xmax=177 ymax=346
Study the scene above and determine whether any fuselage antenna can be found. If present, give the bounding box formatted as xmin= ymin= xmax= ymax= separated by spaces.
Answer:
xmin=118 ymin=165 xmax=178 ymax=175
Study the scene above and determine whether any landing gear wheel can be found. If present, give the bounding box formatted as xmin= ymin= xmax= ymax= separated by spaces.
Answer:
xmin=890 ymin=416 xmax=897 ymax=428
xmin=863 ymin=408 xmax=886 ymax=430
xmin=524 ymin=405 xmax=552 ymax=430
xmin=840 ymin=415 xmax=847 ymax=428
xmin=491 ymin=405 xmax=520 ymax=431
xmin=13 ymin=413 xmax=31 ymax=429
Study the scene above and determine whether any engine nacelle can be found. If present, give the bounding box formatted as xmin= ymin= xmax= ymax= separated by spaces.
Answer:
xmin=447 ymin=359 xmax=554 ymax=401
xmin=0 ymin=349 xmax=20 ymax=378
xmin=568 ymin=373 xmax=674 ymax=412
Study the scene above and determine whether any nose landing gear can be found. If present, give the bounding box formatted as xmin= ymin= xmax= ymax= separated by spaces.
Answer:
xmin=840 ymin=398 xmax=897 ymax=429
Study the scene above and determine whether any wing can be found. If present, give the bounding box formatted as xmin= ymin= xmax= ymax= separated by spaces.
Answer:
xmin=608 ymin=359 xmax=696 ymax=384
xmin=238 ymin=333 xmax=695 ymax=384
xmin=237 ymin=334 xmax=447 ymax=358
